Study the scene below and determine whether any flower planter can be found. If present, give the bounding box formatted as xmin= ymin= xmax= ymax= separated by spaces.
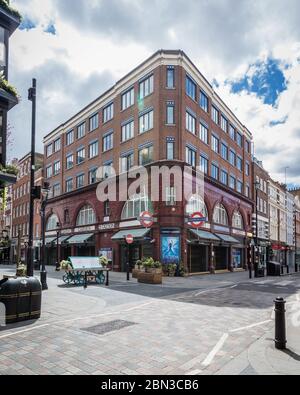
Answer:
xmin=138 ymin=271 xmax=162 ymax=285
xmin=132 ymin=269 xmax=141 ymax=279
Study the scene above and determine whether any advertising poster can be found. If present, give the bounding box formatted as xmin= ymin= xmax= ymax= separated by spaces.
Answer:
xmin=161 ymin=236 xmax=180 ymax=265
xmin=99 ymin=248 xmax=113 ymax=262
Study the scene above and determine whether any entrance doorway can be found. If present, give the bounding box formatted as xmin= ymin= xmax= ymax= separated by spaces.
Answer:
xmin=120 ymin=244 xmax=141 ymax=272
xmin=190 ymin=245 xmax=208 ymax=273
xmin=75 ymin=245 xmax=96 ymax=257
xmin=214 ymin=247 xmax=229 ymax=270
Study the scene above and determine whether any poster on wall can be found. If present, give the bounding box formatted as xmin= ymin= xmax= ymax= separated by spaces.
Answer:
xmin=232 ymin=249 xmax=242 ymax=269
xmin=99 ymin=248 xmax=113 ymax=263
xmin=161 ymin=236 xmax=180 ymax=265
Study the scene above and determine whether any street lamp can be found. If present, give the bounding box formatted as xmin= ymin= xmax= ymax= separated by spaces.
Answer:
xmin=40 ymin=182 xmax=50 ymax=290
xmin=55 ymin=221 xmax=61 ymax=271
xmin=254 ymin=180 xmax=260 ymax=278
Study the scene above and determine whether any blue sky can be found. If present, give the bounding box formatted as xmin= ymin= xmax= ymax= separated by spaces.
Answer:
xmin=8 ymin=0 xmax=300 ymax=185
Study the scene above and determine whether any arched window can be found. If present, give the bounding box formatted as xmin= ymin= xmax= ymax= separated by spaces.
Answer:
xmin=46 ymin=214 xmax=59 ymax=231
xmin=186 ymin=195 xmax=208 ymax=218
xmin=76 ymin=205 xmax=96 ymax=226
xmin=121 ymin=192 xmax=153 ymax=220
xmin=232 ymin=211 xmax=244 ymax=229
xmin=213 ymin=204 xmax=229 ymax=226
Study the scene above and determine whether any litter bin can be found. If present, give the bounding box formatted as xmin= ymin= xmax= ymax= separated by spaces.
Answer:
xmin=0 ymin=277 xmax=42 ymax=324
xmin=257 ymin=267 xmax=265 ymax=278
xmin=267 ymin=261 xmax=281 ymax=277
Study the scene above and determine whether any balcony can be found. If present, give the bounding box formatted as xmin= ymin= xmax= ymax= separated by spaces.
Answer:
xmin=0 ymin=86 xmax=18 ymax=110
xmin=0 ymin=1 xmax=21 ymax=35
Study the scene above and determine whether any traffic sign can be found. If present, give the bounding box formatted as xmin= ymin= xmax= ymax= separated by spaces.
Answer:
xmin=140 ymin=211 xmax=154 ymax=228
xmin=189 ymin=212 xmax=207 ymax=229
xmin=125 ymin=234 xmax=134 ymax=245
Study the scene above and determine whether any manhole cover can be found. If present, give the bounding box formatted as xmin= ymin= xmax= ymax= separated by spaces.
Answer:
xmin=82 ymin=320 xmax=137 ymax=335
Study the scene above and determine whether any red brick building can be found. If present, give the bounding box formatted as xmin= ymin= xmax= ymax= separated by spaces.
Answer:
xmin=43 ymin=50 xmax=254 ymax=273
xmin=11 ymin=152 xmax=44 ymax=262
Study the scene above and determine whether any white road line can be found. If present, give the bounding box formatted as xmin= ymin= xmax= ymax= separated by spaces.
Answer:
xmin=194 ymin=287 xmax=228 ymax=297
xmin=0 ymin=324 xmax=49 ymax=339
xmin=274 ymin=281 xmax=294 ymax=286
xmin=202 ymin=333 xmax=229 ymax=367
xmin=229 ymin=320 xmax=272 ymax=333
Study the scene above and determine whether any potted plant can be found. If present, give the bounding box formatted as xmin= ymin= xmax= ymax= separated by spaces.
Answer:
xmin=60 ymin=260 xmax=72 ymax=271
xmin=166 ymin=263 xmax=177 ymax=277
xmin=138 ymin=258 xmax=163 ymax=284
xmin=16 ymin=263 xmax=27 ymax=277
xmin=99 ymin=256 xmax=109 ymax=268
xmin=132 ymin=259 xmax=143 ymax=279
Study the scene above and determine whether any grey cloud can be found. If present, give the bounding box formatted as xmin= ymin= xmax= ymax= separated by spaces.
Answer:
xmin=8 ymin=60 xmax=114 ymax=159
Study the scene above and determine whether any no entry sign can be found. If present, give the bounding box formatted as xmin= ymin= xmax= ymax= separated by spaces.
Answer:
xmin=190 ymin=212 xmax=207 ymax=229
xmin=140 ymin=211 xmax=154 ymax=228
xmin=125 ymin=234 xmax=134 ymax=245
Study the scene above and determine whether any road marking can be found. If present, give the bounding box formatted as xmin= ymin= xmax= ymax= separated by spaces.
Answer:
xmin=202 ymin=333 xmax=229 ymax=367
xmin=229 ymin=320 xmax=272 ymax=333
xmin=187 ymin=369 xmax=203 ymax=375
xmin=274 ymin=281 xmax=294 ymax=286
xmin=0 ymin=324 xmax=49 ymax=339
xmin=255 ymin=280 xmax=274 ymax=285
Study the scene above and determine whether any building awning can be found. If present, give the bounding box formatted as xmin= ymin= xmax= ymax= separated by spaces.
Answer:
xmin=45 ymin=237 xmax=57 ymax=245
xmin=215 ymin=234 xmax=240 ymax=244
xmin=111 ymin=228 xmax=150 ymax=241
xmin=66 ymin=234 xmax=94 ymax=245
xmin=189 ymin=229 xmax=220 ymax=242
xmin=59 ymin=235 xmax=71 ymax=245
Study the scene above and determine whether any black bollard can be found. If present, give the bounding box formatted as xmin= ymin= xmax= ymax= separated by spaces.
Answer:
xmin=274 ymin=297 xmax=287 ymax=350
xmin=127 ymin=262 xmax=130 ymax=281
xmin=84 ymin=272 xmax=88 ymax=290
xmin=286 ymin=265 xmax=289 ymax=275
xmin=106 ymin=270 xmax=109 ymax=287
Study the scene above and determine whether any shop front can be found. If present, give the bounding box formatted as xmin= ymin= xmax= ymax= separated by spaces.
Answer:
xmin=65 ymin=233 xmax=96 ymax=257
xmin=187 ymin=229 xmax=219 ymax=273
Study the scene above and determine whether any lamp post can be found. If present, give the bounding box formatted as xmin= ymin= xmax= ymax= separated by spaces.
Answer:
xmin=254 ymin=180 xmax=260 ymax=278
xmin=40 ymin=183 xmax=50 ymax=290
xmin=55 ymin=222 xmax=61 ymax=271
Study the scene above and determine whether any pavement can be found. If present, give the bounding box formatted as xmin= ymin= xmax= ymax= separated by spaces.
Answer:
xmin=0 ymin=265 xmax=299 ymax=375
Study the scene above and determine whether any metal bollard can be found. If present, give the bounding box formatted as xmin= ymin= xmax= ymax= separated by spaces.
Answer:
xmin=274 ymin=297 xmax=287 ymax=350
xmin=84 ymin=272 xmax=88 ymax=290
xmin=286 ymin=265 xmax=289 ymax=275
xmin=127 ymin=262 xmax=130 ymax=281
xmin=106 ymin=270 xmax=109 ymax=287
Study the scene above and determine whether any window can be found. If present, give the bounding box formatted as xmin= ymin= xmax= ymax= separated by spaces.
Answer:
xmin=211 ymin=163 xmax=219 ymax=180
xmin=0 ymin=27 xmax=6 ymax=68
xmin=166 ymin=102 xmax=175 ymax=125
xmin=122 ymin=88 xmax=134 ymax=111
xmin=165 ymin=187 xmax=176 ymax=206
xmin=77 ymin=148 xmax=86 ymax=165
xmin=200 ymin=91 xmax=208 ymax=112
xmin=53 ymin=184 xmax=61 ymax=198
xmin=66 ymin=130 xmax=74 ymax=146
xmin=221 ymin=116 xmax=228 ymax=133
xmin=46 ymin=165 xmax=52 ymax=179
xmin=200 ymin=123 xmax=208 ymax=144
xmin=186 ymin=195 xmax=208 ymax=218
xmin=212 ymin=106 xmax=219 ymax=124
xmin=186 ymin=75 xmax=196 ymax=101
xmin=221 ymin=143 xmax=228 ymax=160
xmin=236 ymin=132 xmax=243 ymax=147
xmin=186 ymin=146 xmax=196 ymax=167
xmin=89 ymin=113 xmax=99 ymax=132
xmin=53 ymin=161 xmax=60 ymax=176
xmin=66 ymin=154 xmax=74 ymax=170
xmin=166 ymin=141 xmax=175 ymax=160
xmin=103 ymin=103 xmax=114 ymax=123
xmin=236 ymin=156 xmax=243 ymax=171
xmin=229 ymin=150 xmax=236 ymax=166
xmin=103 ymin=162 xmax=113 ymax=178
xmin=46 ymin=214 xmax=59 ymax=231
xmin=89 ymin=168 xmax=98 ymax=184
xmin=139 ymin=75 xmax=154 ymax=99
xmin=103 ymin=132 xmax=113 ymax=152
xmin=221 ymin=170 xmax=228 ymax=185
xmin=75 ymin=123 xmax=85 ymax=140
xmin=76 ymin=174 xmax=84 ymax=189
xmin=245 ymin=140 xmax=251 ymax=153
xmin=65 ymin=178 xmax=73 ymax=193
xmin=237 ymin=180 xmax=243 ymax=193
xmin=229 ymin=125 xmax=235 ymax=140
xmin=229 ymin=175 xmax=236 ymax=190
xmin=211 ymin=135 xmax=219 ymax=154
xmin=246 ymin=162 xmax=250 ymax=176
xmin=104 ymin=201 xmax=110 ymax=217
xmin=186 ymin=111 xmax=196 ymax=134
xmin=89 ymin=141 xmax=99 ymax=158
xmin=122 ymin=120 xmax=134 ymax=142
xmin=139 ymin=109 xmax=153 ymax=134
xmin=232 ymin=211 xmax=243 ymax=229
xmin=46 ymin=144 xmax=53 ymax=157
xmin=213 ymin=204 xmax=229 ymax=226
xmin=54 ymin=138 xmax=61 ymax=152
xmin=200 ymin=155 xmax=208 ymax=174
xmin=76 ymin=205 xmax=96 ymax=226
xmin=121 ymin=152 xmax=134 ymax=172
xmin=167 ymin=66 xmax=175 ymax=88
xmin=139 ymin=145 xmax=153 ymax=165
xmin=121 ymin=190 xmax=153 ymax=220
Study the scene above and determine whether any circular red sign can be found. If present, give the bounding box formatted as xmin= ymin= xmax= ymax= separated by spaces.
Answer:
xmin=140 ymin=211 xmax=154 ymax=228
xmin=190 ymin=212 xmax=206 ymax=229
xmin=126 ymin=234 xmax=134 ymax=245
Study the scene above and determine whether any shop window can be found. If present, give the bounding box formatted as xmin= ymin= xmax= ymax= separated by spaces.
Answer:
xmin=76 ymin=205 xmax=96 ymax=226
xmin=46 ymin=214 xmax=59 ymax=231
xmin=232 ymin=211 xmax=244 ymax=229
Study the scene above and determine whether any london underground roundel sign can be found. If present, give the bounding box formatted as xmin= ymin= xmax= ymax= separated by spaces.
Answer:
xmin=140 ymin=211 xmax=154 ymax=228
xmin=126 ymin=234 xmax=134 ymax=245
xmin=190 ymin=212 xmax=206 ymax=229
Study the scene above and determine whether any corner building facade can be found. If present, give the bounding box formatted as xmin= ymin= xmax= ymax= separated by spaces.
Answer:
xmin=43 ymin=50 xmax=254 ymax=273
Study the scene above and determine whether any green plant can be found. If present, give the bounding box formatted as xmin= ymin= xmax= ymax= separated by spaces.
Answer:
xmin=16 ymin=264 xmax=27 ymax=277
xmin=0 ymin=71 xmax=19 ymax=98
xmin=60 ymin=260 xmax=71 ymax=270
xmin=0 ymin=164 xmax=18 ymax=176
xmin=99 ymin=256 xmax=109 ymax=267
xmin=0 ymin=0 xmax=22 ymax=20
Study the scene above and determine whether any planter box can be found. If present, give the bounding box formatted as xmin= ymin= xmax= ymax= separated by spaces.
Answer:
xmin=138 ymin=272 xmax=162 ymax=285
xmin=132 ymin=269 xmax=141 ymax=279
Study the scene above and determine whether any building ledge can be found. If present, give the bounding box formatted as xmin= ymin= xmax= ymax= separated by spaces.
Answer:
xmin=0 ymin=3 xmax=21 ymax=34
xmin=0 ymin=171 xmax=17 ymax=186
xmin=0 ymin=88 xmax=18 ymax=110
